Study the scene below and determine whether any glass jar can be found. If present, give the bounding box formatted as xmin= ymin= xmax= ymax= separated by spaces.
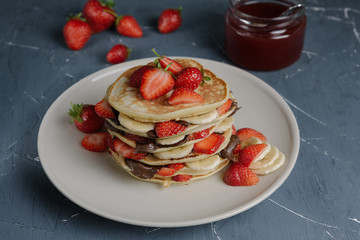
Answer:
xmin=225 ymin=0 xmax=306 ymax=71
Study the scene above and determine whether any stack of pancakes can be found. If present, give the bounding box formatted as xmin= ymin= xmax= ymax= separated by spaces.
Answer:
xmin=105 ymin=59 xmax=240 ymax=187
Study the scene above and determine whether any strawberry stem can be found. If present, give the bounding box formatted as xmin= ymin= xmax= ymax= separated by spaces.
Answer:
xmin=152 ymin=48 xmax=163 ymax=59
xmin=68 ymin=102 xmax=84 ymax=123
xmin=164 ymin=62 xmax=173 ymax=71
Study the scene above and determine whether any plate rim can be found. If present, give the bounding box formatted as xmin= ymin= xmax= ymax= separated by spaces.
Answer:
xmin=37 ymin=57 xmax=300 ymax=227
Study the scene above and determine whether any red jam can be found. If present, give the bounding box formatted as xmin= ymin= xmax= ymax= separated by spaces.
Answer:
xmin=225 ymin=0 xmax=306 ymax=70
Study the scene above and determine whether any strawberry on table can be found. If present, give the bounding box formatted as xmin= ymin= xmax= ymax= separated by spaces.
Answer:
xmin=113 ymin=138 xmax=147 ymax=160
xmin=106 ymin=44 xmax=130 ymax=64
xmin=168 ymin=88 xmax=205 ymax=105
xmin=158 ymin=7 xmax=182 ymax=34
xmin=128 ymin=65 xmax=153 ymax=88
xmin=174 ymin=67 xmax=203 ymax=90
xmin=223 ymin=163 xmax=259 ymax=186
xmin=216 ymin=99 xmax=232 ymax=116
xmin=95 ymin=98 xmax=115 ymax=119
xmin=81 ymin=132 xmax=110 ymax=152
xmin=238 ymin=143 xmax=269 ymax=167
xmin=140 ymin=65 xmax=175 ymax=100
xmin=193 ymin=133 xmax=225 ymax=154
xmin=152 ymin=49 xmax=183 ymax=75
xmin=155 ymin=121 xmax=187 ymax=138
xmin=83 ymin=0 xmax=116 ymax=33
xmin=116 ymin=15 xmax=143 ymax=38
xmin=236 ymin=128 xmax=267 ymax=142
xmin=63 ymin=13 xmax=92 ymax=50
xmin=68 ymin=103 xmax=104 ymax=133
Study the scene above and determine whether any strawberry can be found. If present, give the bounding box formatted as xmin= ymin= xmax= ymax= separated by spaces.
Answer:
xmin=216 ymin=99 xmax=232 ymax=116
xmin=232 ymin=125 xmax=237 ymax=135
xmin=167 ymin=163 xmax=185 ymax=171
xmin=158 ymin=7 xmax=182 ymax=34
xmin=140 ymin=67 xmax=175 ymax=100
xmin=63 ymin=13 xmax=92 ymax=50
xmin=68 ymin=103 xmax=104 ymax=133
xmin=157 ymin=167 xmax=176 ymax=176
xmin=238 ymin=143 xmax=268 ymax=167
xmin=187 ymin=128 xmax=210 ymax=141
xmin=236 ymin=128 xmax=267 ymax=142
xmin=116 ymin=15 xmax=143 ymax=38
xmin=155 ymin=121 xmax=187 ymax=138
xmin=193 ymin=133 xmax=225 ymax=154
xmin=83 ymin=0 xmax=116 ymax=33
xmin=106 ymin=44 xmax=130 ymax=64
xmin=168 ymin=88 xmax=205 ymax=105
xmin=128 ymin=65 xmax=153 ymax=88
xmin=81 ymin=132 xmax=110 ymax=152
xmin=223 ymin=163 xmax=259 ymax=186
xmin=95 ymin=98 xmax=115 ymax=119
xmin=173 ymin=174 xmax=192 ymax=182
xmin=152 ymin=49 xmax=183 ymax=75
xmin=174 ymin=67 xmax=203 ymax=90
xmin=233 ymin=143 xmax=242 ymax=154
xmin=123 ymin=132 xmax=152 ymax=144
xmin=113 ymin=138 xmax=146 ymax=160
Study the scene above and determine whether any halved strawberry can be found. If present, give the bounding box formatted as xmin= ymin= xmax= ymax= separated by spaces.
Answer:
xmin=81 ymin=132 xmax=110 ymax=152
xmin=172 ymin=174 xmax=192 ymax=182
xmin=238 ymin=143 xmax=268 ymax=167
xmin=113 ymin=138 xmax=146 ymax=160
xmin=129 ymin=65 xmax=153 ymax=88
xmin=168 ymin=88 xmax=205 ymax=105
xmin=95 ymin=98 xmax=115 ymax=119
xmin=232 ymin=125 xmax=236 ymax=135
xmin=157 ymin=167 xmax=176 ymax=176
xmin=140 ymin=67 xmax=174 ymax=100
xmin=233 ymin=144 xmax=242 ymax=154
xmin=155 ymin=121 xmax=187 ymax=138
xmin=236 ymin=128 xmax=266 ymax=142
xmin=216 ymin=99 xmax=232 ymax=116
xmin=193 ymin=133 xmax=225 ymax=154
xmin=223 ymin=163 xmax=259 ymax=186
xmin=168 ymin=163 xmax=185 ymax=171
xmin=174 ymin=67 xmax=203 ymax=90
xmin=187 ymin=128 xmax=211 ymax=141
xmin=152 ymin=49 xmax=183 ymax=75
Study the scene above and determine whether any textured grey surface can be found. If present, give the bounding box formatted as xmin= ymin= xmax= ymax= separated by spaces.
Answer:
xmin=1 ymin=0 xmax=360 ymax=239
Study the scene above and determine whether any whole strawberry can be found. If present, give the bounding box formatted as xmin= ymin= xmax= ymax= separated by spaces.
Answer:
xmin=158 ymin=7 xmax=182 ymax=34
xmin=129 ymin=65 xmax=153 ymax=88
xmin=63 ymin=13 xmax=92 ymax=50
xmin=83 ymin=0 xmax=116 ymax=33
xmin=68 ymin=103 xmax=104 ymax=133
xmin=175 ymin=67 xmax=203 ymax=90
xmin=106 ymin=44 xmax=130 ymax=64
xmin=116 ymin=15 xmax=143 ymax=38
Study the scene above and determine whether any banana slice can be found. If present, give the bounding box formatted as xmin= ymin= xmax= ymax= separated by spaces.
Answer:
xmin=153 ymin=144 xmax=194 ymax=159
xmin=252 ymin=143 xmax=271 ymax=163
xmin=118 ymin=113 xmax=154 ymax=132
xmin=250 ymin=146 xmax=279 ymax=169
xmin=214 ymin=117 xmax=234 ymax=133
xmin=185 ymin=155 xmax=221 ymax=171
xmin=155 ymin=134 xmax=185 ymax=145
xmin=241 ymin=137 xmax=263 ymax=149
xmin=252 ymin=151 xmax=285 ymax=175
xmin=181 ymin=110 xmax=218 ymax=124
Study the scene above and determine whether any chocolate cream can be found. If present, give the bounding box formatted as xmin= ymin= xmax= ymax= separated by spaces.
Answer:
xmin=125 ymin=159 xmax=161 ymax=179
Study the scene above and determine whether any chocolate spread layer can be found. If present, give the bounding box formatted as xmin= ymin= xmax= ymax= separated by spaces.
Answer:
xmin=220 ymin=135 xmax=240 ymax=162
xmin=125 ymin=159 xmax=161 ymax=179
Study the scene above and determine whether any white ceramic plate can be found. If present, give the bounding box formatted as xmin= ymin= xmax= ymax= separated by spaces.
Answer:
xmin=38 ymin=57 xmax=299 ymax=227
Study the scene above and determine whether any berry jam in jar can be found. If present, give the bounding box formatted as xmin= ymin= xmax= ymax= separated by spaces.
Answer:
xmin=225 ymin=0 xmax=306 ymax=71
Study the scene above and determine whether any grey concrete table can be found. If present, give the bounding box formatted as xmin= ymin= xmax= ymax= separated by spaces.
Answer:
xmin=1 ymin=0 xmax=360 ymax=239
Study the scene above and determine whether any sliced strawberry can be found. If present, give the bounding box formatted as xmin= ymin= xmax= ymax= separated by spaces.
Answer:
xmin=187 ymin=128 xmax=211 ymax=141
xmin=152 ymin=49 xmax=183 ymax=75
xmin=174 ymin=67 xmax=203 ymax=90
xmin=95 ymin=98 xmax=115 ymax=119
xmin=238 ymin=143 xmax=268 ymax=167
xmin=216 ymin=99 xmax=232 ymax=116
xmin=157 ymin=167 xmax=176 ymax=176
xmin=223 ymin=163 xmax=259 ymax=186
xmin=123 ymin=132 xmax=152 ymax=144
xmin=233 ymin=144 xmax=242 ymax=154
xmin=81 ymin=132 xmax=110 ymax=152
xmin=173 ymin=174 xmax=192 ymax=182
xmin=113 ymin=138 xmax=146 ymax=160
xmin=236 ymin=128 xmax=266 ymax=142
xmin=140 ymin=68 xmax=175 ymax=100
xmin=68 ymin=103 xmax=104 ymax=133
xmin=168 ymin=88 xmax=205 ymax=105
xmin=155 ymin=121 xmax=187 ymax=138
xmin=128 ymin=65 xmax=153 ymax=88
xmin=168 ymin=163 xmax=185 ymax=171
xmin=193 ymin=133 xmax=225 ymax=154
xmin=232 ymin=125 xmax=236 ymax=135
